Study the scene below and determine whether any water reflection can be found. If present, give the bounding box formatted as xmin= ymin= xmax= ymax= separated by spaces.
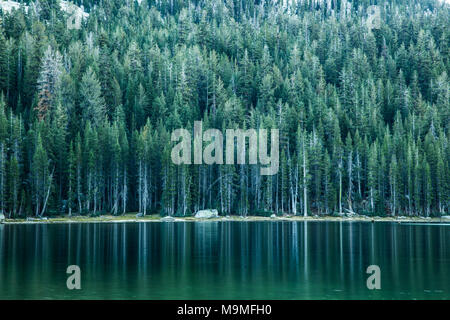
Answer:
xmin=0 ymin=221 xmax=448 ymax=299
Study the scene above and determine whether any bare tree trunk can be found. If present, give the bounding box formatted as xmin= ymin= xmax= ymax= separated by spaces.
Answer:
xmin=86 ymin=172 xmax=91 ymax=213
xmin=0 ymin=143 xmax=4 ymax=215
xmin=339 ymin=155 xmax=343 ymax=215
xmin=138 ymin=160 xmax=142 ymax=213
xmin=77 ymin=164 xmax=82 ymax=214
xmin=123 ymin=166 xmax=127 ymax=214
xmin=303 ymin=137 xmax=307 ymax=217
xmin=290 ymin=161 xmax=299 ymax=215
xmin=348 ymin=150 xmax=353 ymax=212
xmin=370 ymin=188 xmax=374 ymax=213
xmin=356 ymin=153 xmax=361 ymax=198
xmin=40 ymin=167 xmax=55 ymax=217
xmin=113 ymin=166 xmax=119 ymax=215
xmin=143 ymin=165 xmax=148 ymax=216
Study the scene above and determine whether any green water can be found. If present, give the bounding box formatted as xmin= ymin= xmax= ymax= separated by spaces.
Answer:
xmin=0 ymin=221 xmax=448 ymax=299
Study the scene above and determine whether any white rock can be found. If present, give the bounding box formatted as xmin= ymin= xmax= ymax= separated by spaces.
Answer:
xmin=270 ymin=214 xmax=277 ymax=218
xmin=161 ymin=216 xmax=175 ymax=222
xmin=194 ymin=209 xmax=219 ymax=219
xmin=0 ymin=213 xmax=5 ymax=221
xmin=440 ymin=216 xmax=450 ymax=219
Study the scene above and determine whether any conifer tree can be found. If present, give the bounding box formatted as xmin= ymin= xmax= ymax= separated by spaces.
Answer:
xmin=80 ymin=68 xmax=106 ymax=128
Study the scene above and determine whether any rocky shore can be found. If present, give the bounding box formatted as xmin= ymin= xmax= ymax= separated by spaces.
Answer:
xmin=2 ymin=213 xmax=449 ymax=224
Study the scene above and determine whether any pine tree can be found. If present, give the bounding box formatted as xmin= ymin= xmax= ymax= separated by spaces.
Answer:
xmin=0 ymin=96 xmax=8 ymax=215
xmin=298 ymin=128 xmax=309 ymax=217
xmin=32 ymin=133 xmax=52 ymax=217
xmin=389 ymin=154 xmax=399 ymax=216
xmin=436 ymin=148 xmax=445 ymax=215
xmin=98 ymin=31 xmax=117 ymax=119
xmin=0 ymin=32 xmax=7 ymax=95
xmin=0 ymin=0 xmax=447 ymax=218
xmin=118 ymin=122 xmax=129 ymax=214
xmin=424 ymin=160 xmax=432 ymax=217
xmin=51 ymin=103 xmax=67 ymax=209
xmin=24 ymin=21 xmax=45 ymax=109
xmin=367 ymin=143 xmax=378 ymax=214
xmin=36 ymin=46 xmax=63 ymax=121
xmin=67 ymin=142 xmax=76 ymax=216
xmin=75 ymin=134 xmax=83 ymax=214
xmin=332 ymin=116 xmax=343 ymax=215
xmin=7 ymin=156 xmax=20 ymax=218
xmin=80 ymin=68 xmax=107 ymax=128
xmin=345 ymin=133 xmax=353 ymax=213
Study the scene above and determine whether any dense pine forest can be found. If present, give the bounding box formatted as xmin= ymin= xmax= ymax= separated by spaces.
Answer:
xmin=0 ymin=0 xmax=448 ymax=218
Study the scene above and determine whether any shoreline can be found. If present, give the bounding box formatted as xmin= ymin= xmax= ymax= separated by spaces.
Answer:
xmin=1 ymin=213 xmax=449 ymax=225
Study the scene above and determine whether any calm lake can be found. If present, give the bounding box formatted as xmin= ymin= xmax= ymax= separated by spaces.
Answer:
xmin=0 ymin=221 xmax=448 ymax=299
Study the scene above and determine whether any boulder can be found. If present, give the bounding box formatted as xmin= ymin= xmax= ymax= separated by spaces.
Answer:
xmin=161 ymin=216 xmax=175 ymax=222
xmin=194 ymin=209 xmax=219 ymax=219
xmin=270 ymin=214 xmax=277 ymax=219
xmin=136 ymin=213 xmax=143 ymax=218
xmin=441 ymin=216 xmax=450 ymax=219
xmin=0 ymin=213 xmax=5 ymax=222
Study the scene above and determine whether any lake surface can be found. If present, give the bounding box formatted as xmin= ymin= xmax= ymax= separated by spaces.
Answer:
xmin=0 ymin=221 xmax=448 ymax=299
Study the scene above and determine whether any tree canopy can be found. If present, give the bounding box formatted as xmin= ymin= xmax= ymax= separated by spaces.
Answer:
xmin=0 ymin=0 xmax=448 ymax=218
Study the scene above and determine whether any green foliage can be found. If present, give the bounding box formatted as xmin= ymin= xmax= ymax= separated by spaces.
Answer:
xmin=0 ymin=0 xmax=448 ymax=217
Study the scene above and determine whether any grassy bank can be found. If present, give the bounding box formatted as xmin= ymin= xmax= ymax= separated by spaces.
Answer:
xmin=2 ymin=213 xmax=449 ymax=224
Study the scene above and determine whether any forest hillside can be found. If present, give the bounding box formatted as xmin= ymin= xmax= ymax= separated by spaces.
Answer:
xmin=0 ymin=0 xmax=448 ymax=218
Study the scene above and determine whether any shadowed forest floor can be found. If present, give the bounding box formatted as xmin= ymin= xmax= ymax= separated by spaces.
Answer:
xmin=3 ymin=213 xmax=450 ymax=224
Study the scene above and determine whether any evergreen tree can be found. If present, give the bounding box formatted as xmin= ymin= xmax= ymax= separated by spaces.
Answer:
xmin=36 ymin=45 xmax=62 ymax=121
xmin=0 ymin=0 xmax=446 ymax=218
xmin=80 ymin=68 xmax=107 ymax=128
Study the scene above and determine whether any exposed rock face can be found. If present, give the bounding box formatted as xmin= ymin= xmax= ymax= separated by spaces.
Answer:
xmin=195 ymin=209 xmax=219 ymax=219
